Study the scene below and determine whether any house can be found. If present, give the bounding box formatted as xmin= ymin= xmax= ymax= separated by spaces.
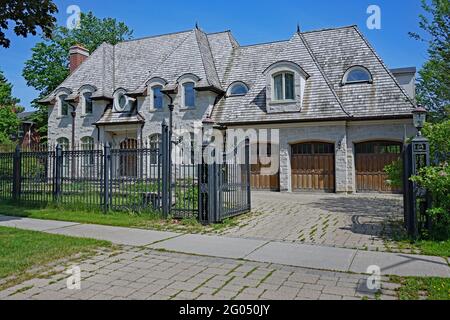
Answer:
xmin=14 ymin=111 xmax=41 ymax=149
xmin=40 ymin=25 xmax=417 ymax=194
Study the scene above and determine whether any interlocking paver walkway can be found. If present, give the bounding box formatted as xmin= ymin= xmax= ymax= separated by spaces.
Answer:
xmin=0 ymin=246 xmax=400 ymax=300
xmin=222 ymin=192 xmax=409 ymax=252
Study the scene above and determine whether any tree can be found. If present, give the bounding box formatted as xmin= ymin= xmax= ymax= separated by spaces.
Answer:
xmin=0 ymin=70 xmax=20 ymax=143
xmin=0 ymin=0 xmax=58 ymax=48
xmin=410 ymin=0 xmax=450 ymax=122
xmin=22 ymin=12 xmax=133 ymax=140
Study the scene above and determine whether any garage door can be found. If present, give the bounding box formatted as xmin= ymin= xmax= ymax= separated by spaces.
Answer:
xmin=355 ymin=141 xmax=402 ymax=193
xmin=251 ymin=143 xmax=279 ymax=191
xmin=291 ymin=142 xmax=335 ymax=192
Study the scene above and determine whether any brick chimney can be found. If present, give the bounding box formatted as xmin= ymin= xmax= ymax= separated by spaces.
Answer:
xmin=69 ymin=45 xmax=89 ymax=73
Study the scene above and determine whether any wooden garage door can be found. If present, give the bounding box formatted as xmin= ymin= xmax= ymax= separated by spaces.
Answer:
xmin=251 ymin=143 xmax=279 ymax=191
xmin=291 ymin=142 xmax=335 ymax=192
xmin=355 ymin=141 xmax=402 ymax=193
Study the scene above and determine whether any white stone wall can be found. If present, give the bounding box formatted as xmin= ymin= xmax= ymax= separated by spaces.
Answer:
xmin=48 ymin=98 xmax=107 ymax=147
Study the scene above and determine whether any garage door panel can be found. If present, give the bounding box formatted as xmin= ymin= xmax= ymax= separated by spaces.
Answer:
xmin=291 ymin=143 xmax=335 ymax=193
xmin=355 ymin=141 xmax=402 ymax=193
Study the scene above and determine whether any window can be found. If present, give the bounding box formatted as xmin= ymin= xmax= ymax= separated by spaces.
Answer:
xmin=81 ymin=137 xmax=95 ymax=174
xmin=273 ymin=72 xmax=295 ymax=101
xmin=83 ymin=92 xmax=93 ymax=114
xmin=57 ymin=137 xmax=69 ymax=150
xmin=228 ymin=82 xmax=249 ymax=96
xmin=113 ymin=89 xmax=128 ymax=112
xmin=355 ymin=141 xmax=402 ymax=154
xmin=183 ymin=82 xmax=195 ymax=108
xmin=343 ymin=66 xmax=372 ymax=84
xmin=60 ymin=95 xmax=69 ymax=116
xmin=149 ymin=134 xmax=161 ymax=164
xmin=152 ymin=86 xmax=163 ymax=109
xmin=57 ymin=137 xmax=70 ymax=177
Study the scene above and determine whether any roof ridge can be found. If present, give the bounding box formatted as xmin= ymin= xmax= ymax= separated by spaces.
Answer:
xmin=352 ymin=26 xmax=416 ymax=108
xmin=297 ymin=32 xmax=352 ymax=117
xmin=238 ymin=39 xmax=290 ymax=48
xmin=118 ymin=29 xmax=193 ymax=44
xmin=194 ymin=29 xmax=221 ymax=88
xmin=301 ymin=24 xmax=357 ymax=34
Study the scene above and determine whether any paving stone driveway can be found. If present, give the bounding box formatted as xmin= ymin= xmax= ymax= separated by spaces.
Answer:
xmin=222 ymin=192 xmax=406 ymax=252
xmin=1 ymin=246 xmax=399 ymax=300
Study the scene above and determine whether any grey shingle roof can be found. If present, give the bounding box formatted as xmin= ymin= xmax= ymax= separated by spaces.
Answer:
xmin=95 ymin=105 xmax=145 ymax=125
xmin=46 ymin=25 xmax=415 ymax=124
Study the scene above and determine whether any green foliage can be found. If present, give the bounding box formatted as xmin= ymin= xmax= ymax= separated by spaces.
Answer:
xmin=384 ymin=159 xmax=403 ymax=189
xmin=391 ymin=276 xmax=450 ymax=300
xmin=422 ymin=120 xmax=450 ymax=160
xmin=411 ymin=164 xmax=450 ymax=239
xmin=0 ymin=0 xmax=57 ymax=48
xmin=410 ymin=0 xmax=450 ymax=121
xmin=0 ymin=70 xmax=21 ymax=144
xmin=23 ymin=12 xmax=133 ymax=141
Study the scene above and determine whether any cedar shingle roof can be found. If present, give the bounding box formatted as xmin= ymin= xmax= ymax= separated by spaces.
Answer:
xmin=45 ymin=25 xmax=415 ymax=124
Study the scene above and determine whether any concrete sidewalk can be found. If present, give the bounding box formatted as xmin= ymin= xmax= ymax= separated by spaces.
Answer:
xmin=1 ymin=215 xmax=449 ymax=278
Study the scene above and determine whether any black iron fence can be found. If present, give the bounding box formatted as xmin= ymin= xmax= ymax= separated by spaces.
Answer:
xmin=0 ymin=124 xmax=251 ymax=224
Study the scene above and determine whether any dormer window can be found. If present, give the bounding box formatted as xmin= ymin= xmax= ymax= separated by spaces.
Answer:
xmin=183 ymin=82 xmax=195 ymax=108
xmin=273 ymin=72 xmax=295 ymax=101
xmin=60 ymin=94 xmax=69 ymax=116
xmin=342 ymin=66 xmax=372 ymax=85
xmin=152 ymin=85 xmax=163 ymax=109
xmin=83 ymin=92 xmax=93 ymax=115
xmin=227 ymin=82 xmax=249 ymax=97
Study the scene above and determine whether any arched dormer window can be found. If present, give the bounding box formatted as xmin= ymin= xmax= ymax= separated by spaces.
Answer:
xmin=342 ymin=66 xmax=373 ymax=85
xmin=263 ymin=61 xmax=309 ymax=111
xmin=177 ymin=73 xmax=200 ymax=109
xmin=227 ymin=82 xmax=249 ymax=97
xmin=146 ymin=77 xmax=167 ymax=111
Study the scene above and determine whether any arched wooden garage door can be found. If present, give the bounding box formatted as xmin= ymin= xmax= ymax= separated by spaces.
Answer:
xmin=291 ymin=142 xmax=335 ymax=192
xmin=251 ymin=143 xmax=279 ymax=191
xmin=355 ymin=141 xmax=402 ymax=193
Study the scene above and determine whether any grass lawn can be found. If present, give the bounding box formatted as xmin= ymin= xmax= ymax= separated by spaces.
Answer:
xmin=390 ymin=275 xmax=450 ymax=300
xmin=0 ymin=226 xmax=110 ymax=290
xmin=0 ymin=202 xmax=237 ymax=234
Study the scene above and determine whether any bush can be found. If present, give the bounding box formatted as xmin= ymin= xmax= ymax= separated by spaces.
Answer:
xmin=411 ymin=163 xmax=450 ymax=239
xmin=385 ymin=159 xmax=403 ymax=189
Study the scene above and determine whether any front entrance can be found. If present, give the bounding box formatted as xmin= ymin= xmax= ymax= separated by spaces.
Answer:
xmin=291 ymin=142 xmax=335 ymax=192
xmin=355 ymin=141 xmax=402 ymax=193
xmin=119 ymin=138 xmax=138 ymax=177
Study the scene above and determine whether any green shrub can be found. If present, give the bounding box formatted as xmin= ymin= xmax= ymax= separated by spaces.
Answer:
xmin=385 ymin=159 xmax=403 ymax=189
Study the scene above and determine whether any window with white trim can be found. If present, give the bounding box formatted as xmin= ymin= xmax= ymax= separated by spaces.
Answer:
xmin=342 ymin=66 xmax=372 ymax=84
xmin=83 ymin=92 xmax=93 ymax=115
xmin=152 ymin=85 xmax=163 ymax=110
xmin=273 ymin=72 xmax=295 ymax=101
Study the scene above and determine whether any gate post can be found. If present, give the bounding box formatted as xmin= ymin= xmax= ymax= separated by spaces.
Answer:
xmin=161 ymin=121 xmax=170 ymax=217
xmin=12 ymin=145 xmax=21 ymax=201
xmin=54 ymin=144 xmax=62 ymax=202
xmin=245 ymin=138 xmax=251 ymax=211
xmin=103 ymin=143 xmax=111 ymax=212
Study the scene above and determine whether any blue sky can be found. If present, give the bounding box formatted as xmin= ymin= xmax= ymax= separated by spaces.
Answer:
xmin=0 ymin=0 xmax=429 ymax=111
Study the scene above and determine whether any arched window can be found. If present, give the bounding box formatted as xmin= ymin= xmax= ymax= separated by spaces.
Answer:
xmin=81 ymin=137 xmax=95 ymax=174
xmin=81 ymin=136 xmax=94 ymax=150
xmin=342 ymin=66 xmax=372 ymax=84
xmin=273 ymin=72 xmax=295 ymax=101
xmin=57 ymin=137 xmax=70 ymax=177
xmin=183 ymin=82 xmax=195 ymax=108
xmin=152 ymin=85 xmax=163 ymax=109
xmin=228 ymin=82 xmax=249 ymax=96
xmin=83 ymin=92 xmax=93 ymax=115
xmin=59 ymin=94 xmax=69 ymax=116
xmin=149 ymin=134 xmax=161 ymax=164
xmin=57 ymin=137 xmax=69 ymax=150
